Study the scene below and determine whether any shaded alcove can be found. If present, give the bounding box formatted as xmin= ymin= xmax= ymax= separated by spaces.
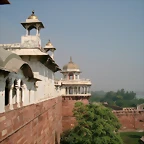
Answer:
xmin=5 ymin=78 xmax=10 ymax=106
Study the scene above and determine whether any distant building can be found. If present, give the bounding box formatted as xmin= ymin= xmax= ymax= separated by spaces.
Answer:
xmin=137 ymin=103 xmax=144 ymax=111
xmin=58 ymin=57 xmax=92 ymax=131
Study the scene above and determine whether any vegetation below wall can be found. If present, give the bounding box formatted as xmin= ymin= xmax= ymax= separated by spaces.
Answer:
xmin=61 ymin=102 xmax=123 ymax=144
xmin=120 ymin=132 xmax=144 ymax=144
xmin=89 ymin=89 xmax=144 ymax=108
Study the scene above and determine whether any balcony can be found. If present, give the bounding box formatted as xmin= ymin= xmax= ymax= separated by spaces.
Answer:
xmin=62 ymin=93 xmax=91 ymax=97
xmin=60 ymin=78 xmax=92 ymax=85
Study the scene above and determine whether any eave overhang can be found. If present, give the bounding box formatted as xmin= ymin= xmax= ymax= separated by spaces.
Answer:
xmin=21 ymin=22 xmax=44 ymax=30
xmin=39 ymin=55 xmax=61 ymax=73
xmin=0 ymin=0 xmax=10 ymax=5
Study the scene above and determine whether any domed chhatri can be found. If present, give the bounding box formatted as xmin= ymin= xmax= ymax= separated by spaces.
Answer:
xmin=21 ymin=10 xmax=44 ymax=47
xmin=44 ymin=39 xmax=56 ymax=60
xmin=46 ymin=39 xmax=54 ymax=47
xmin=28 ymin=10 xmax=38 ymax=20
xmin=63 ymin=57 xmax=79 ymax=70
xmin=21 ymin=10 xmax=44 ymax=31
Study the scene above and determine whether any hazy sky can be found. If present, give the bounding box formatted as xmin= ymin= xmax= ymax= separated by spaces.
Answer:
xmin=0 ymin=0 xmax=144 ymax=92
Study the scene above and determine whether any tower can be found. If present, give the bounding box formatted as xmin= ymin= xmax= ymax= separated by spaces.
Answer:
xmin=44 ymin=39 xmax=56 ymax=60
xmin=21 ymin=10 xmax=44 ymax=48
xmin=60 ymin=57 xmax=92 ymax=131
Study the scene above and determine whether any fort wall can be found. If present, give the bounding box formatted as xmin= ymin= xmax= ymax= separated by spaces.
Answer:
xmin=0 ymin=96 xmax=62 ymax=144
xmin=62 ymin=96 xmax=89 ymax=131
xmin=113 ymin=110 xmax=144 ymax=131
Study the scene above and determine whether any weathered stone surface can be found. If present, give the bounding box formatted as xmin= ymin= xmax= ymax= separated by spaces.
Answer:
xmin=62 ymin=96 xmax=89 ymax=131
xmin=0 ymin=96 xmax=62 ymax=144
xmin=113 ymin=110 xmax=144 ymax=131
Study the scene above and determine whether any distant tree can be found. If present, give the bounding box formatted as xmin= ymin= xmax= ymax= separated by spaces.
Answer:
xmin=89 ymin=91 xmax=106 ymax=103
xmin=60 ymin=102 xmax=123 ymax=144
xmin=90 ymin=89 xmax=141 ymax=108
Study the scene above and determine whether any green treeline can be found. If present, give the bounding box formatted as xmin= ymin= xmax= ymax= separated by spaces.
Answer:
xmin=89 ymin=89 xmax=144 ymax=107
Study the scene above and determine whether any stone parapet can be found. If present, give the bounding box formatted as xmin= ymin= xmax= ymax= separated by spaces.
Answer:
xmin=113 ymin=110 xmax=144 ymax=131
xmin=0 ymin=96 xmax=62 ymax=144
xmin=113 ymin=110 xmax=144 ymax=114
xmin=0 ymin=43 xmax=20 ymax=48
xmin=62 ymin=95 xmax=89 ymax=131
xmin=62 ymin=94 xmax=91 ymax=97
xmin=61 ymin=79 xmax=91 ymax=85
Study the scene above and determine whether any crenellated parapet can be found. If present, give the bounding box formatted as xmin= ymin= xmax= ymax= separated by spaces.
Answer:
xmin=113 ymin=109 xmax=144 ymax=131
xmin=0 ymin=43 xmax=21 ymax=48
xmin=113 ymin=109 xmax=144 ymax=115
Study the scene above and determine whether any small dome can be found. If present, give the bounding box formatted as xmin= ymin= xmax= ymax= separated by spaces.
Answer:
xmin=44 ymin=40 xmax=56 ymax=51
xmin=28 ymin=10 xmax=38 ymax=19
xmin=63 ymin=57 xmax=79 ymax=70
xmin=46 ymin=40 xmax=53 ymax=47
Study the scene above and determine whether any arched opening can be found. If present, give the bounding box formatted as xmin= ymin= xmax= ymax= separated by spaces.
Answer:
xmin=20 ymin=80 xmax=24 ymax=86
xmin=80 ymin=87 xmax=83 ymax=94
xmin=69 ymin=87 xmax=73 ymax=94
xmin=14 ymin=79 xmax=17 ymax=86
xmin=28 ymin=28 xmax=37 ymax=35
xmin=5 ymin=78 xmax=10 ymax=106
xmin=85 ymin=87 xmax=87 ymax=94
xmin=64 ymin=74 xmax=67 ymax=79
xmin=74 ymin=87 xmax=77 ymax=94
xmin=65 ymin=87 xmax=68 ymax=94
xmin=20 ymin=63 xmax=34 ymax=79
xmin=69 ymin=72 xmax=74 ymax=80
xmin=78 ymin=87 xmax=80 ymax=94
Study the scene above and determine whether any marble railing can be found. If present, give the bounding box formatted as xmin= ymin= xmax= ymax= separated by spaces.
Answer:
xmin=0 ymin=43 xmax=21 ymax=48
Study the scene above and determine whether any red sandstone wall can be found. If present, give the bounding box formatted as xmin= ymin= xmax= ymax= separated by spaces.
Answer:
xmin=62 ymin=96 xmax=89 ymax=131
xmin=113 ymin=110 xmax=144 ymax=131
xmin=0 ymin=97 xmax=62 ymax=144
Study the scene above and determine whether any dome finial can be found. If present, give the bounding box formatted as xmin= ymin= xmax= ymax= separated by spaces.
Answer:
xmin=32 ymin=10 xmax=34 ymax=15
xmin=70 ymin=56 xmax=72 ymax=62
xmin=27 ymin=10 xmax=38 ymax=19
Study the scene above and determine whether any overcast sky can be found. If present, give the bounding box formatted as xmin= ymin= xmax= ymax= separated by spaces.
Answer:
xmin=0 ymin=0 xmax=144 ymax=92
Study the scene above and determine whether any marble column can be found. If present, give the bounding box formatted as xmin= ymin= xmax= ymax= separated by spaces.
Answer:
xmin=16 ymin=87 xmax=20 ymax=107
xmin=26 ymin=29 xmax=28 ymax=36
xmin=74 ymin=74 xmax=75 ymax=80
xmin=77 ymin=87 xmax=79 ymax=94
xmin=29 ymin=90 xmax=31 ymax=103
xmin=87 ymin=86 xmax=89 ymax=94
xmin=9 ymin=87 xmax=13 ymax=110
xmin=77 ymin=74 xmax=79 ymax=79
xmin=22 ymin=87 xmax=25 ymax=103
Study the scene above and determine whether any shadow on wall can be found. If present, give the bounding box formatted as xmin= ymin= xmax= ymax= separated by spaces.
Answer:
xmin=55 ymin=132 xmax=58 ymax=144
xmin=48 ymin=70 xmax=53 ymax=80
